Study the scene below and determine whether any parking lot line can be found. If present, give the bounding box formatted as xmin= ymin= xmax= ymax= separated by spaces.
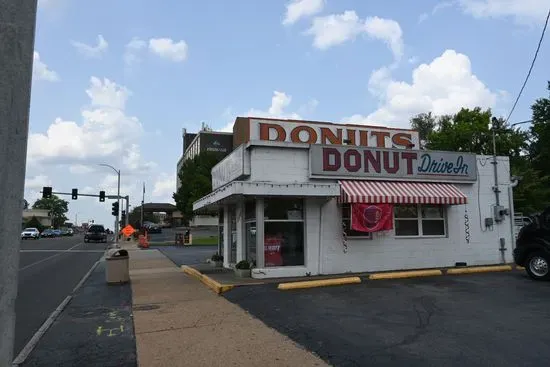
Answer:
xmin=19 ymin=242 xmax=84 ymax=272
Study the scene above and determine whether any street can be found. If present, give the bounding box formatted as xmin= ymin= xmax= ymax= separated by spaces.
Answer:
xmin=15 ymin=234 xmax=106 ymax=358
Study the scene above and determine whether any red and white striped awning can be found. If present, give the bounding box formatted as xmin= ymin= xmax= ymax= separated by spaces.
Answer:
xmin=339 ymin=180 xmax=467 ymax=205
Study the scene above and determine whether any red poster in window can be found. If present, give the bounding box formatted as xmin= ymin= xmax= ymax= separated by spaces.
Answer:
xmin=351 ymin=203 xmax=393 ymax=232
xmin=264 ymin=235 xmax=283 ymax=266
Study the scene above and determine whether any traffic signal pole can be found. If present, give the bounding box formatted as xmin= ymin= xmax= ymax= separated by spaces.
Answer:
xmin=0 ymin=1 xmax=38 ymax=364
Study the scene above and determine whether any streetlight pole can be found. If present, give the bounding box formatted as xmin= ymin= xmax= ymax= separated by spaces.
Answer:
xmin=99 ymin=164 xmax=121 ymax=244
xmin=0 ymin=1 xmax=38 ymax=364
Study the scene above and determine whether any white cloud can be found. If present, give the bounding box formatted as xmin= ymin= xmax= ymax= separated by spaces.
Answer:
xmin=306 ymin=11 xmax=404 ymax=59
xmin=458 ymin=0 xmax=550 ymax=24
xmin=344 ymin=49 xmax=498 ymax=128
xmin=149 ymin=38 xmax=188 ymax=62
xmin=419 ymin=1 xmax=454 ymax=23
xmin=283 ymin=0 xmax=325 ymax=25
xmin=69 ymin=165 xmax=94 ymax=175
xmin=25 ymin=175 xmax=52 ymax=190
xmin=221 ymin=91 xmax=317 ymax=132
xmin=306 ymin=11 xmax=366 ymax=50
xmin=33 ymin=52 xmax=59 ymax=82
xmin=27 ymin=77 xmax=154 ymax=172
xmin=124 ymin=37 xmax=147 ymax=69
xmin=71 ymin=35 xmax=108 ymax=58
xmin=152 ymin=173 xmax=176 ymax=201
xmin=364 ymin=17 xmax=404 ymax=60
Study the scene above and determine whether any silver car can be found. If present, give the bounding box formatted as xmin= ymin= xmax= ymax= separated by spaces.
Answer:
xmin=21 ymin=227 xmax=40 ymax=240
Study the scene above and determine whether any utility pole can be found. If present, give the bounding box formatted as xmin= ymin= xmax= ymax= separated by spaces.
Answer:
xmin=99 ymin=164 xmax=121 ymax=243
xmin=141 ymin=182 xmax=145 ymax=228
xmin=0 ymin=1 xmax=38 ymax=365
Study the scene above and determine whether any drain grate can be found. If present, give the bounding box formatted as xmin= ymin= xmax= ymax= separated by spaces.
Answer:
xmin=133 ymin=304 xmax=160 ymax=311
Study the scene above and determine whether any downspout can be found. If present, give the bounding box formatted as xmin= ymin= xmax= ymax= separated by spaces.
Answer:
xmin=508 ymin=177 xmax=519 ymax=253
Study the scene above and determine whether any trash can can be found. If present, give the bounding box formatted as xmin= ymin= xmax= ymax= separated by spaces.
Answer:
xmin=105 ymin=249 xmax=130 ymax=284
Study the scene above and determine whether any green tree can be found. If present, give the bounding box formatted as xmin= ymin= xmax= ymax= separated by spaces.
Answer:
xmin=410 ymin=112 xmax=436 ymax=148
xmin=32 ymin=195 xmax=69 ymax=228
xmin=530 ymin=81 xmax=550 ymax=174
xmin=425 ymin=107 xmax=528 ymax=156
xmin=173 ymin=151 xmax=224 ymax=222
xmin=409 ymin=107 xmax=549 ymax=214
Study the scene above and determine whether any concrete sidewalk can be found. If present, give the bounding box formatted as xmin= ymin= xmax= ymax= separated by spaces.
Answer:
xmin=126 ymin=245 xmax=327 ymax=367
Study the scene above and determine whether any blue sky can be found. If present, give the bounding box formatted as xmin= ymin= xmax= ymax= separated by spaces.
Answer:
xmin=26 ymin=0 xmax=550 ymax=228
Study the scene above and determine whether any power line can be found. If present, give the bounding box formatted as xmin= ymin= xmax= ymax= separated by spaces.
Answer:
xmin=505 ymin=7 xmax=550 ymax=124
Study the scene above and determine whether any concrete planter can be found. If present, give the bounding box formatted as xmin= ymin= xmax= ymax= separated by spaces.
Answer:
xmin=211 ymin=261 xmax=223 ymax=268
xmin=234 ymin=268 xmax=251 ymax=278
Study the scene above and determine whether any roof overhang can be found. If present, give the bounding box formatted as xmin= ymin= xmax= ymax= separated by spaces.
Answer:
xmin=193 ymin=181 xmax=340 ymax=211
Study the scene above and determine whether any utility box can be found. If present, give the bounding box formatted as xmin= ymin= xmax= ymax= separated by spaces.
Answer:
xmin=494 ymin=205 xmax=507 ymax=222
xmin=105 ymin=249 xmax=129 ymax=284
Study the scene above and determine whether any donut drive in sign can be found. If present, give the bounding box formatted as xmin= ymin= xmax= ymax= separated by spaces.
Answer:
xmin=309 ymin=145 xmax=477 ymax=182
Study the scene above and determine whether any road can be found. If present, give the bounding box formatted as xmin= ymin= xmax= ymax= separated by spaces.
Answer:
xmin=14 ymin=234 xmax=106 ymax=358
xmin=148 ymin=227 xmax=218 ymax=243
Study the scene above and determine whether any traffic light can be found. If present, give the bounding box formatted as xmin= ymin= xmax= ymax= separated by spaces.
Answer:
xmin=42 ymin=186 xmax=52 ymax=199
xmin=72 ymin=188 xmax=78 ymax=200
xmin=111 ymin=202 xmax=119 ymax=216
xmin=121 ymin=210 xmax=126 ymax=216
xmin=99 ymin=191 xmax=105 ymax=202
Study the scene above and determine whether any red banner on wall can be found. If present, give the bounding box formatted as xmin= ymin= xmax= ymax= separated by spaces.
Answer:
xmin=351 ymin=203 xmax=393 ymax=233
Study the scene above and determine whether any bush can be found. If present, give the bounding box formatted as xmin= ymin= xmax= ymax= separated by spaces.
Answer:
xmin=235 ymin=260 xmax=251 ymax=270
xmin=211 ymin=253 xmax=223 ymax=261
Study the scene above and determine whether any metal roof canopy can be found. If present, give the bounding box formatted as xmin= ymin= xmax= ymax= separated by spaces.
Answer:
xmin=135 ymin=203 xmax=178 ymax=213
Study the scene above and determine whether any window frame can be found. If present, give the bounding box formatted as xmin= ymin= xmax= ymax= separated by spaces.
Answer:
xmin=394 ymin=204 xmax=447 ymax=238
xmin=263 ymin=198 xmax=305 ymax=267
xmin=341 ymin=203 xmax=373 ymax=239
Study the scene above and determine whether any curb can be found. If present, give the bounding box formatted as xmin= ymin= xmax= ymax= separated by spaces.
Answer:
xmin=278 ymin=277 xmax=361 ymax=290
xmin=181 ymin=265 xmax=234 ymax=294
xmin=369 ymin=269 xmax=443 ymax=280
xmin=446 ymin=264 xmax=513 ymax=275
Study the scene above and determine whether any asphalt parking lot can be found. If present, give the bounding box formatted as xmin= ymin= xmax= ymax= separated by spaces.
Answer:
xmin=224 ymin=271 xmax=550 ymax=367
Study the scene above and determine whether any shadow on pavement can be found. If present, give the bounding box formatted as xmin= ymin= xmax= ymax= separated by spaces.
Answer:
xmin=21 ymin=261 xmax=136 ymax=367
xmin=224 ymin=272 xmax=550 ymax=367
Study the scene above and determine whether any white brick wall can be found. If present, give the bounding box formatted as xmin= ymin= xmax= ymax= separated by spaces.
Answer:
xmin=248 ymin=145 xmax=515 ymax=277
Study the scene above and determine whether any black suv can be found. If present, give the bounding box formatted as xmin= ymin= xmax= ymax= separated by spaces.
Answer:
xmin=84 ymin=224 xmax=107 ymax=243
xmin=514 ymin=207 xmax=550 ymax=280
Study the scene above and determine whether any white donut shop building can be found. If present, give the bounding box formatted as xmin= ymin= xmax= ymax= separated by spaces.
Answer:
xmin=193 ymin=117 xmax=516 ymax=279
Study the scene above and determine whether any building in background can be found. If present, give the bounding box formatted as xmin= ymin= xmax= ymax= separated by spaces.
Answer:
xmin=22 ymin=209 xmax=52 ymax=227
xmin=177 ymin=123 xmax=234 ymax=227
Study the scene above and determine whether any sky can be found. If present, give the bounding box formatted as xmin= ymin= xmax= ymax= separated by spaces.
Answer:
xmin=26 ymin=0 xmax=550 ymax=228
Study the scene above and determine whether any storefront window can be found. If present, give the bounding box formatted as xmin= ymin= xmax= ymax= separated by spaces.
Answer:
xmin=229 ymin=205 xmax=237 ymax=264
xmin=341 ymin=204 xmax=372 ymax=238
xmin=264 ymin=198 xmax=304 ymax=267
xmin=394 ymin=205 xmax=446 ymax=237
xmin=245 ymin=200 xmax=256 ymax=265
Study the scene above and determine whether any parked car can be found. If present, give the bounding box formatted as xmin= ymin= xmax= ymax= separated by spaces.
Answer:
xmin=514 ymin=207 xmax=550 ymax=280
xmin=53 ymin=229 xmax=62 ymax=237
xmin=84 ymin=224 xmax=107 ymax=243
xmin=41 ymin=229 xmax=56 ymax=238
xmin=143 ymin=222 xmax=162 ymax=233
xmin=21 ymin=228 xmax=40 ymax=240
